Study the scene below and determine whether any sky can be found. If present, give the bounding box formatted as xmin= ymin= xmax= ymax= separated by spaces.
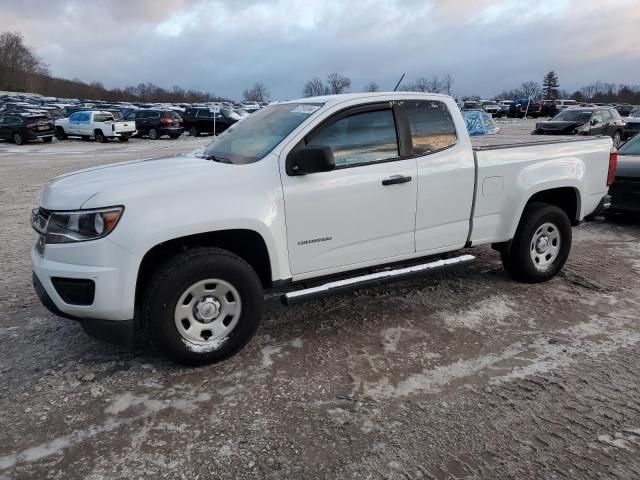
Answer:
xmin=2 ymin=0 xmax=639 ymax=100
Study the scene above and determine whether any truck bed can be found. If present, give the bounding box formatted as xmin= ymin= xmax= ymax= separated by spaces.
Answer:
xmin=471 ymin=134 xmax=604 ymax=151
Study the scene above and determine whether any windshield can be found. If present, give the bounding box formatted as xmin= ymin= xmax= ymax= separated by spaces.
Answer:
xmin=630 ymin=108 xmax=640 ymax=118
xmin=619 ymin=135 xmax=640 ymax=156
xmin=552 ymin=110 xmax=592 ymax=122
xmin=203 ymin=103 xmax=322 ymax=164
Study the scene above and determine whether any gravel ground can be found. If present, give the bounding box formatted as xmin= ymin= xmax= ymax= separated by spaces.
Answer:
xmin=1 ymin=123 xmax=640 ymax=479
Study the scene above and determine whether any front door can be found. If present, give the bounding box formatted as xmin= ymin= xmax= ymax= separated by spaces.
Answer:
xmin=281 ymin=105 xmax=418 ymax=276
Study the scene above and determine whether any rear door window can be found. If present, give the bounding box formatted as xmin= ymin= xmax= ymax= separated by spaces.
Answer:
xmin=398 ymin=100 xmax=457 ymax=155
xmin=601 ymin=110 xmax=613 ymax=121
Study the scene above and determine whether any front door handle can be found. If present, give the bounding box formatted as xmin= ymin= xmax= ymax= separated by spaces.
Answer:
xmin=382 ymin=175 xmax=412 ymax=186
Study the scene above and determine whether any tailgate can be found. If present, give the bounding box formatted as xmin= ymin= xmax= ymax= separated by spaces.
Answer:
xmin=114 ymin=121 xmax=136 ymax=133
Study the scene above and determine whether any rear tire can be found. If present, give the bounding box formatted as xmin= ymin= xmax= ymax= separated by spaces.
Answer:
xmin=143 ymin=248 xmax=263 ymax=365
xmin=95 ymin=130 xmax=107 ymax=143
xmin=501 ymin=202 xmax=572 ymax=283
xmin=612 ymin=130 xmax=622 ymax=148
xmin=148 ymin=128 xmax=159 ymax=140
xmin=190 ymin=127 xmax=199 ymax=137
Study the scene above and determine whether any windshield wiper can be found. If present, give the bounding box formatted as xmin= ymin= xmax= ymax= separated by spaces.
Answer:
xmin=203 ymin=154 xmax=232 ymax=164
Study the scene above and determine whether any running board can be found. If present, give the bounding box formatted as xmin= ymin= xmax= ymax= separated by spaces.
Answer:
xmin=281 ymin=254 xmax=475 ymax=306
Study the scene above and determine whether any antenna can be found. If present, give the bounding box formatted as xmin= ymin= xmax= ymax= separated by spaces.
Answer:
xmin=393 ymin=73 xmax=405 ymax=92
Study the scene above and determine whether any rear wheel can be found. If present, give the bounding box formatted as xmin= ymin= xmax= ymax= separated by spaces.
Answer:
xmin=501 ymin=202 xmax=572 ymax=283
xmin=148 ymin=128 xmax=159 ymax=140
xmin=55 ymin=128 xmax=67 ymax=140
xmin=13 ymin=132 xmax=24 ymax=145
xmin=95 ymin=130 xmax=107 ymax=143
xmin=612 ymin=130 xmax=622 ymax=148
xmin=143 ymin=248 xmax=263 ymax=365
xmin=189 ymin=127 xmax=199 ymax=137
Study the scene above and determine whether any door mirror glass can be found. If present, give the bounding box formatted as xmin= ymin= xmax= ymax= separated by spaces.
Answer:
xmin=286 ymin=145 xmax=335 ymax=176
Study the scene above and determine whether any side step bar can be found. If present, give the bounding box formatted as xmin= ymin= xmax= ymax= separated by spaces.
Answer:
xmin=282 ymin=254 xmax=475 ymax=306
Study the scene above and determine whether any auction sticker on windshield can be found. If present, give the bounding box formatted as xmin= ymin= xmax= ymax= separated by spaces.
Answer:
xmin=291 ymin=105 xmax=321 ymax=114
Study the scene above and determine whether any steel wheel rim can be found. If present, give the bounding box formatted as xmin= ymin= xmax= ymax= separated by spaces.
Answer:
xmin=174 ymin=278 xmax=242 ymax=346
xmin=530 ymin=222 xmax=561 ymax=271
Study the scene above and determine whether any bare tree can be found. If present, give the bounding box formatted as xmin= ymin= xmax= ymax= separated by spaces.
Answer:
xmin=0 ymin=31 xmax=48 ymax=91
xmin=303 ymin=77 xmax=328 ymax=97
xmin=519 ymin=81 xmax=542 ymax=100
xmin=400 ymin=75 xmax=449 ymax=94
xmin=326 ymin=73 xmax=351 ymax=94
xmin=364 ymin=81 xmax=380 ymax=92
xmin=242 ymin=82 xmax=269 ymax=102
xmin=442 ymin=74 xmax=454 ymax=96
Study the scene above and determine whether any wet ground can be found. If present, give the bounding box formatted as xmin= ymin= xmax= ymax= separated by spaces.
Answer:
xmin=1 ymin=124 xmax=640 ymax=479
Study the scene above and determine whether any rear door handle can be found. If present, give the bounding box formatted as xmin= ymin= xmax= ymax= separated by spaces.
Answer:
xmin=382 ymin=175 xmax=412 ymax=186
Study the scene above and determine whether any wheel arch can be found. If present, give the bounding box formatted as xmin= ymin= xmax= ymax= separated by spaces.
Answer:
xmin=135 ymin=229 xmax=273 ymax=312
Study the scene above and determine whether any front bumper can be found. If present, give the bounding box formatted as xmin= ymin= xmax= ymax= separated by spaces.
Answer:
xmin=27 ymin=128 xmax=55 ymax=139
xmin=33 ymin=273 xmax=133 ymax=346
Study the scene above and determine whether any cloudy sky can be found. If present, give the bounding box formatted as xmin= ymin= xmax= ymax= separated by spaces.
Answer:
xmin=2 ymin=0 xmax=639 ymax=100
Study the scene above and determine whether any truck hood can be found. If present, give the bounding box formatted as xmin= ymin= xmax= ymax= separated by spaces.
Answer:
xmin=535 ymin=121 xmax=584 ymax=134
xmin=40 ymin=153 xmax=223 ymax=210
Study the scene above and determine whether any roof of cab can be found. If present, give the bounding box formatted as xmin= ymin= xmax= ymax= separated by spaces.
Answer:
xmin=282 ymin=91 xmax=452 ymax=108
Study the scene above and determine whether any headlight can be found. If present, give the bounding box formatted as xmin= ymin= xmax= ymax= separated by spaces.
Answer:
xmin=33 ymin=207 xmax=123 ymax=244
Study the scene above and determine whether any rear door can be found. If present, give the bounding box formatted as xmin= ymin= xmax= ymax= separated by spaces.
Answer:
xmin=399 ymin=99 xmax=476 ymax=253
xmin=0 ymin=116 xmax=7 ymax=140
xmin=281 ymin=103 xmax=418 ymax=276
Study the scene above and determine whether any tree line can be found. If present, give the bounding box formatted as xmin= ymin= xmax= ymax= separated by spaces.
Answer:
xmin=494 ymin=71 xmax=640 ymax=104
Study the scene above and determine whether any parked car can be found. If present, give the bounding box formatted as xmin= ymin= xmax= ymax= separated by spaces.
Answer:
xmin=615 ymin=104 xmax=635 ymax=117
xmin=539 ymin=99 xmax=558 ymax=118
xmin=182 ymin=107 xmax=237 ymax=137
xmin=481 ymin=101 xmax=500 ymax=117
xmin=509 ymin=98 xmax=540 ymax=118
xmin=125 ymin=109 xmax=183 ymax=139
xmin=461 ymin=110 xmax=500 ymax=135
xmin=554 ymin=99 xmax=578 ymax=111
xmin=498 ymin=100 xmax=512 ymax=116
xmin=533 ymin=107 xmax=625 ymax=147
xmin=462 ymin=100 xmax=482 ymax=110
xmin=623 ymin=108 xmax=640 ymax=140
xmin=608 ymin=133 xmax=640 ymax=215
xmin=55 ymin=111 xmax=136 ymax=142
xmin=31 ymin=92 xmax=613 ymax=365
xmin=0 ymin=112 xmax=54 ymax=145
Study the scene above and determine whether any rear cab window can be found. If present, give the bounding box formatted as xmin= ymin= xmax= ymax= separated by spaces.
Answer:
xmin=398 ymin=100 xmax=457 ymax=154
xmin=94 ymin=113 xmax=114 ymax=122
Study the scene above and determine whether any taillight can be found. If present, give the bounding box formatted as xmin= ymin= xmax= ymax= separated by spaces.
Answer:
xmin=607 ymin=148 xmax=617 ymax=186
xmin=160 ymin=117 xmax=172 ymax=125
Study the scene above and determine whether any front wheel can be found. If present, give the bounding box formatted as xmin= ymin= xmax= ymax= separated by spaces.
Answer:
xmin=13 ymin=132 xmax=25 ymax=145
xmin=143 ymin=248 xmax=264 ymax=365
xmin=501 ymin=202 xmax=572 ymax=283
xmin=55 ymin=128 xmax=67 ymax=140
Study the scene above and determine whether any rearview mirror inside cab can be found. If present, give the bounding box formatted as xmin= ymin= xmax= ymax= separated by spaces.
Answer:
xmin=286 ymin=145 xmax=335 ymax=176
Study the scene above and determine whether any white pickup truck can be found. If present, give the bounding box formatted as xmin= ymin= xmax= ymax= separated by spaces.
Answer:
xmin=31 ymin=93 xmax=615 ymax=365
xmin=55 ymin=111 xmax=136 ymax=143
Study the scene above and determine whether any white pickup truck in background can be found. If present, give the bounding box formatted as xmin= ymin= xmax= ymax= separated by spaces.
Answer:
xmin=55 ymin=110 xmax=136 ymax=142
xmin=31 ymin=92 xmax=614 ymax=365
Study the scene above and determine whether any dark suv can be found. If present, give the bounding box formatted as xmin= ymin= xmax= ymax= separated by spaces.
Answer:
xmin=533 ymin=107 xmax=625 ymax=147
xmin=125 ymin=109 xmax=183 ymax=139
xmin=0 ymin=113 xmax=55 ymax=145
xmin=183 ymin=107 xmax=237 ymax=137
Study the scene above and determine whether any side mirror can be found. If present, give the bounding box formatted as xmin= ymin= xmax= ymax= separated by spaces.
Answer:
xmin=591 ymin=118 xmax=599 ymax=126
xmin=286 ymin=145 xmax=335 ymax=176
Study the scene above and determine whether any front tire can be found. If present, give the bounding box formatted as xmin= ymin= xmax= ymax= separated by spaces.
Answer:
xmin=55 ymin=128 xmax=67 ymax=140
xmin=13 ymin=132 xmax=24 ymax=145
xmin=143 ymin=248 xmax=264 ymax=365
xmin=501 ymin=202 xmax=572 ymax=283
